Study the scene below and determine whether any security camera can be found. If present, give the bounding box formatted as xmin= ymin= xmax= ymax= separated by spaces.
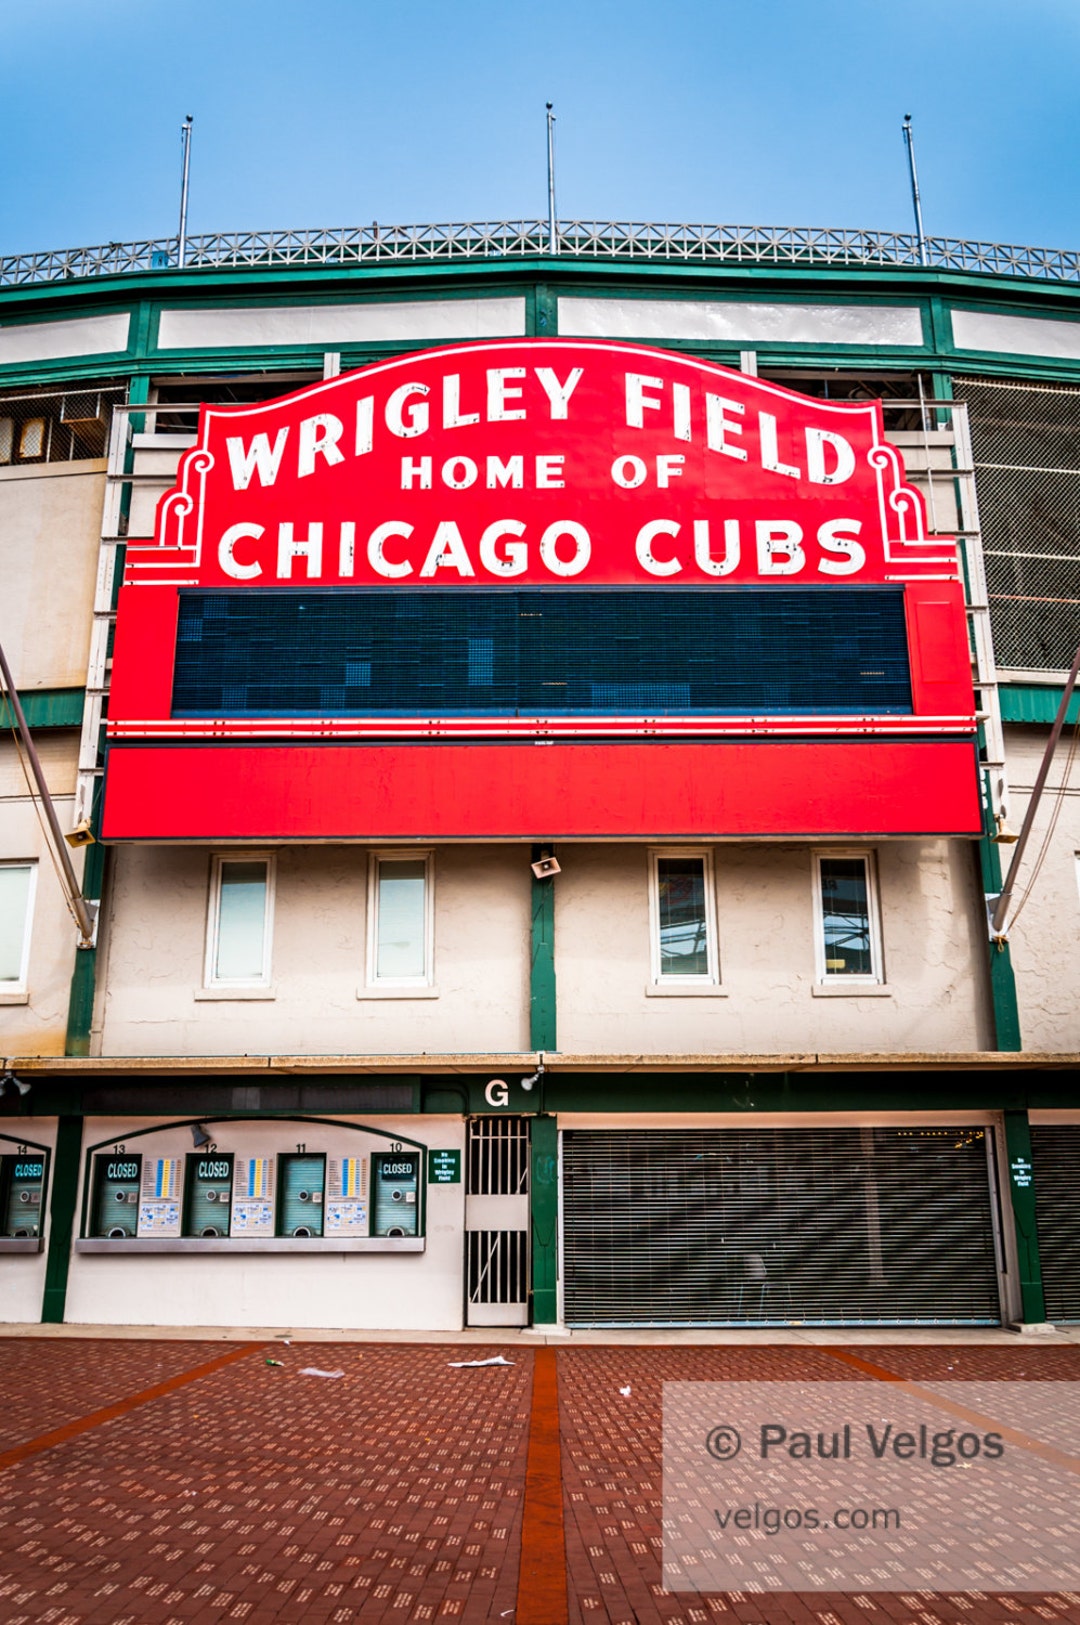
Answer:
xmin=521 ymin=1062 xmax=545 ymax=1092
xmin=531 ymin=854 xmax=561 ymax=880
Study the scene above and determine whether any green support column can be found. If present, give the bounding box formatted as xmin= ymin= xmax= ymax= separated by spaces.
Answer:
xmin=65 ymin=793 xmax=106 ymax=1057
xmin=530 ymin=1112 xmax=559 ymax=1325
xmin=977 ymin=778 xmax=1022 ymax=1053
xmin=41 ymin=1114 xmax=84 ymax=1324
xmin=1002 ymin=1109 xmax=1047 ymax=1326
xmin=530 ymin=281 xmax=558 ymax=338
xmin=530 ymin=848 xmax=557 ymax=1053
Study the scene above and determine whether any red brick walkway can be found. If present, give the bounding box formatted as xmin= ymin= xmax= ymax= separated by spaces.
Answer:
xmin=0 ymin=1339 xmax=1078 ymax=1623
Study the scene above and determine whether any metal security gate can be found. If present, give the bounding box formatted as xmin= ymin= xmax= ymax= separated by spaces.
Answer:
xmin=465 ymin=1117 xmax=530 ymax=1327
xmin=562 ymin=1126 xmax=1002 ymax=1327
xmin=1031 ymin=1125 xmax=1080 ymax=1323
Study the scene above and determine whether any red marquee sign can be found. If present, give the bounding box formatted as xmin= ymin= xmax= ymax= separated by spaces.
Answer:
xmin=104 ymin=341 xmax=980 ymax=841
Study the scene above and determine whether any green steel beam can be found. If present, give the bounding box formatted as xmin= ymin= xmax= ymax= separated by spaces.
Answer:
xmin=529 ymin=848 xmax=557 ymax=1053
xmin=999 ymin=684 xmax=1080 ymax=726
xmin=977 ymin=775 xmax=1023 ymax=1053
xmin=530 ymin=1113 xmax=559 ymax=1325
xmin=0 ymin=687 xmax=84 ymax=729
xmin=1002 ymin=1109 xmax=1047 ymax=1324
xmin=41 ymin=1113 xmax=83 ymax=1324
xmin=15 ymin=1066 xmax=1080 ymax=1122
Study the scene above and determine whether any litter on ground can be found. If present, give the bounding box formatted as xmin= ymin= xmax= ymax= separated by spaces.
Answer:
xmin=448 ymin=1356 xmax=516 ymax=1368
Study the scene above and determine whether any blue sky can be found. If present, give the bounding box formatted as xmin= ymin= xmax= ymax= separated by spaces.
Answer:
xmin=2 ymin=0 xmax=1078 ymax=255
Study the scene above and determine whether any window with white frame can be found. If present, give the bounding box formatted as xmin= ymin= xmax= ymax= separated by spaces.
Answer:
xmin=0 ymin=861 xmax=37 ymax=992
xmin=367 ymin=851 xmax=433 ymax=986
xmin=649 ymin=849 xmax=719 ymax=982
xmin=205 ymin=855 xmax=274 ymax=986
xmin=813 ymin=852 xmax=883 ymax=982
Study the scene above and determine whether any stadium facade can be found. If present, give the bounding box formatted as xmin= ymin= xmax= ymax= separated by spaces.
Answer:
xmin=0 ymin=221 xmax=1077 ymax=1333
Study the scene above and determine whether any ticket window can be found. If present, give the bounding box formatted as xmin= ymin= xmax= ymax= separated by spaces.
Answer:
xmin=372 ymin=1151 xmax=420 ymax=1237
xmin=277 ymin=1153 xmax=326 ymax=1238
xmin=1 ymin=1154 xmax=47 ymax=1238
xmin=184 ymin=1152 xmax=234 ymax=1238
xmin=92 ymin=1154 xmax=142 ymax=1239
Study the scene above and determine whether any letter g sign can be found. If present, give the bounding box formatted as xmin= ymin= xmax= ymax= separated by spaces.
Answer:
xmin=485 ymin=1079 xmax=510 ymax=1108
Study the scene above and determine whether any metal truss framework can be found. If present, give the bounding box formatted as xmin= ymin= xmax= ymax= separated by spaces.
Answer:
xmin=3 ymin=221 xmax=1080 ymax=289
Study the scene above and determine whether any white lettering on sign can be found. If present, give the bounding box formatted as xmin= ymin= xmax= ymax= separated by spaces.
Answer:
xmin=534 ymin=366 xmax=583 ymax=418
xmin=420 ymin=521 xmax=476 ymax=578
xmin=277 ymin=522 xmax=323 ymax=580
xmin=759 ymin=412 xmax=801 ymax=480
xmin=167 ymin=349 xmax=958 ymax=603
xmin=487 ymin=367 xmax=527 ymax=422
xmin=806 ymin=426 xmax=856 ymax=486
xmin=539 ymin=521 xmax=591 ymax=578
xmin=817 ymin=518 xmax=866 ymax=576
xmin=219 ymin=522 xmax=265 ymax=580
xmin=368 ymin=520 xmax=414 ymax=578
xmin=216 ymin=514 xmax=870 ymax=584
xmin=218 ymin=365 xmax=865 ymax=501
xmin=756 ymin=521 xmax=805 ymax=575
xmin=636 ymin=520 xmax=682 ymax=577
xmin=695 ymin=518 xmax=740 ymax=577
xmin=226 ymin=428 xmax=288 ymax=490
xmin=706 ymin=394 xmax=747 ymax=460
xmin=612 ymin=455 xmax=647 ymax=489
xmin=386 ymin=381 xmax=430 ymax=438
xmin=487 ymin=455 xmax=523 ymax=489
xmin=443 ymin=373 xmax=480 ymax=429
xmin=297 ymin=414 xmax=345 ymax=478
xmin=626 ymin=372 xmax=664 ymax=428
xmin=485 ymin=1079 xmax=510 ymax=1108
xmin=479 ymin=520 xmax=527 ymax=577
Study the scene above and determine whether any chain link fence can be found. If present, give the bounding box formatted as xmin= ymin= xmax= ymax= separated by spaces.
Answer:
xmin=953 ymin=377 xmax=1080 ymax=672
xmin=0 ymin=384 xmax=124 ymax=466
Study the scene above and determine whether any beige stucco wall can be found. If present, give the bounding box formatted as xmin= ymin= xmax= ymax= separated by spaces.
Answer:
xmin=96 ymin=834 xmax=992 ymax=1059
xmin=61 ymin=1114 xmax=466 ymax=1331
xmin=0 ymin=460 xmax=106 ymax=689
xmin=127 ymin=443 xmax=187 ymax=538
xmin=0 ymin=734 xmax=83 ymax=1055
xmin=554 ymin=840 xmax=993 ymax=1055
xmin=1002 ymin=724 xmax=1080 ymax=1051
xmin=97 ymin=843 xmax=531 ymax=1057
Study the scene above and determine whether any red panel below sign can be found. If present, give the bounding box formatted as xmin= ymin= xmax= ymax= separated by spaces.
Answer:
xmin=101 ymin=741 xmax=982 ymax=841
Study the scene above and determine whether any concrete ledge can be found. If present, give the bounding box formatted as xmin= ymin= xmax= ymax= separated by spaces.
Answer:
xmin=75 ymin=1236 xmax=424 ymax=1254
xmin=7 ymin=1050 xmax=1080 ymax=1074
xmin=2 ymin=1321 xmax=1080 ymax=1346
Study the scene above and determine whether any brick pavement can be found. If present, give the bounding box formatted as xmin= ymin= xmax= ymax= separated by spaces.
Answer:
xmin=0 ymin=1340 xmax=232 ymax=1453
xmin=0 ymin=1340 xmax=529 ymax=1624
xmin=556 ymin=1345 xmax=1080 ymax=1625
xmin=0 ymin=1339 xmax=1078 ymax=1624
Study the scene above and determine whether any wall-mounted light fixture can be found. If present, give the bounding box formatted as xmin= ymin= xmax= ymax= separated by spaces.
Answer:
xmin=0 ymin=1068 xmax=31 ymax=1098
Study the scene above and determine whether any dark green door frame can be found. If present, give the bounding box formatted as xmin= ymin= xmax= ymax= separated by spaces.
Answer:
xmin=1002 ymin=1109 xmax=1047 ymax=1325
xmin=41 ymin=1114 xmax=83 ymax=1324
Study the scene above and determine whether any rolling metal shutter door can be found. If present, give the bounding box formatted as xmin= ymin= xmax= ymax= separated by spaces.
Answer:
xmin=1031 ymin=1126 xmax=1080 ymax=1323
xmin=562 ymin=1127 xmax=1001 ymax=1327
